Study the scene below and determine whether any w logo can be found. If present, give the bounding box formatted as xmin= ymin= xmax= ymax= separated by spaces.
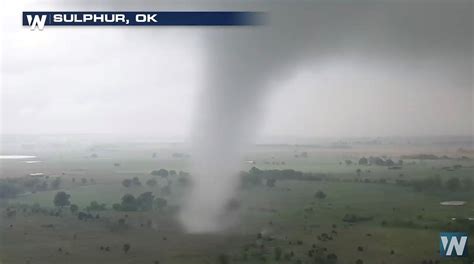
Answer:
xmin=26 ymin=14 xmax=47 ymax=30
xmin=440 ymin=232 xmax=468 ymax=257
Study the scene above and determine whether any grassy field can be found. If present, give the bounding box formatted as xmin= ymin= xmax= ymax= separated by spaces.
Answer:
xmin=1 ymin=139 xmax=473 ymax=264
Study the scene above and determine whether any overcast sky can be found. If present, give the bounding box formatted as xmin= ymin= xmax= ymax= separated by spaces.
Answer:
xmin=1 ymin=0 xmax=472 ymax=140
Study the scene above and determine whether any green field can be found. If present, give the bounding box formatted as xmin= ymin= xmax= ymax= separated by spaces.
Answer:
xmin=1 ymin=139 xmax=473 ymax=264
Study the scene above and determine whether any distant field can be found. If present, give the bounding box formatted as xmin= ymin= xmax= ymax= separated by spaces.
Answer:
xmin=1 ymin=142 xmax=473 ymax=263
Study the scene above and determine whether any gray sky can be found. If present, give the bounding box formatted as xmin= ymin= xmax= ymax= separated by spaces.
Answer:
xmin=1 ymin=0 xmax=472 ymax=140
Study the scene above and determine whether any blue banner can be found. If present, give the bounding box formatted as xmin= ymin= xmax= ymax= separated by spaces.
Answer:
xmin=22 ymin=11 xmax=264 ymax=30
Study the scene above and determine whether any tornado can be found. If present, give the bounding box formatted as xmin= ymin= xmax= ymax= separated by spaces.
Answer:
xmin=178 ymin=4 xmax=341 ymax=232
xmin=178 ymin=2 xmax=471 ymax=233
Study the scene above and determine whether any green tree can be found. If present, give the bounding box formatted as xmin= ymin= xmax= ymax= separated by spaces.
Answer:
xmin=249 ymin=167 xmax=262 ymax=176
xmin=120 ymin=194 xmax=137 ymax=211
xmin=266 ymin=178 xmax=276 ymax=187
xmin=445 ymin=177 xmax=461 ymax=192
xmin=136 ymin=192 xmax=154 ymax=211
xmin=157 ymin=169 xmax=169 ymax=178
xmin=132 ymin=177 xmax=141 ymax=186
xmin=315 ymin=190 xmax=326 ymax=200
xmin=122 ymin=179 xmax=132 ymax=188
xmin=327 ymin=253 xmax=338 ymax=264
xmin=86 ymin=201 xmax=106 ymax=211
xmin=358 ymin=157 xmax=368 ymax=165
xmin=151 ymin=169 xmax=169 ymax=178
xmin=123 ymin=243 xmax=130 ymax=254
xmin=54 ymin=191 xmax=71 ymax=207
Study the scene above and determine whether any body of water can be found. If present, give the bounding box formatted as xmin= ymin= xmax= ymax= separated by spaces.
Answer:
xmin=0 ymin=155 xmax=37 ymax=159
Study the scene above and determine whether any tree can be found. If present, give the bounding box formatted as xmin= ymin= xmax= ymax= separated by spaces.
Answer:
xmin=345 ymin=160 xmax=353 ymax=165
xmin=136 ymin=192 xmax=154 ymax=211
xmin=327 ymin=253 xmax=338 ymax=264
xmin=54 ymin=191 xmax=71 ymax=207
xmin=445 ymin=177 xmax=461 ymax=192
xmin=266 ymin=178 xmax=276 ymax=187
xmin=132 ymin=177 xmax=141 ymax=186
xmin=70 ymin=204 xmax=79 ymax=214
xmin=123 ymin=243 xmax=130 ymax=254
xmin=23 ymin=178 xmax=40 ymax=189
xmin=122 ymin=179 xmax=132 ymax=188
xmin=158 ymin=169 xmax=169 ymax=178
xmin=356 ymin=168 xmax=362 ymax=177
xmin=120 ymin=194 xmax=137 ymax=211
xmin=146 ymin=178 xmax=157 ymax=187
xmin=118 ymin=218 xmax=126 ymax=225
xmin=154 ymin=197 xmax=167 ymax=211
xmin=86 ymin=201 xmax=106 ymax=211
xmin=169 ymin=170 xmax=177 ymax=176
xmin=249 ymin=167 xmax=262 ymax=176
xmin=241 ymin=171 xmax=261 ymax=187
xmin=358 ymin=157 xmax=368 ymax=165
xmin=151 ymin=169 xmax=169 ymax=178
xmin=315 ymin=190 xmax=326 ymax=200
xmin=81 ymin=178 xmax=87 ymax=184
xmin=385 ymin=159 xmax=395 ymax=166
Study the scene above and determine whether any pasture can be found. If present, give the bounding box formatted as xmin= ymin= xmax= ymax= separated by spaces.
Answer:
xmin=1 ymin=138 xmax=473 ymax=264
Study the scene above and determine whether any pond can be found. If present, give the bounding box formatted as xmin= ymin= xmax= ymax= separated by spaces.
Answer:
xmin=440 ymin=201 xmax=466 ymax=206
xmin=0 ymin=155 xmax=37 ymax=159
